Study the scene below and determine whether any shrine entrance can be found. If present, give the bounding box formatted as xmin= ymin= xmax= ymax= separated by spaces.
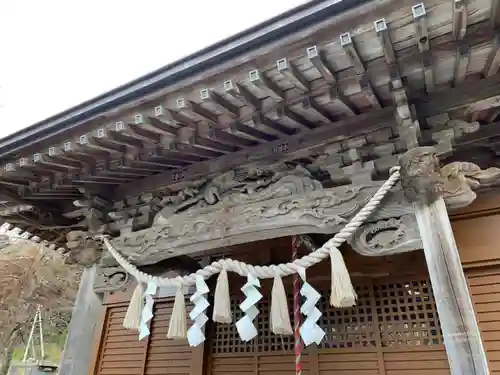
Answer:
xmin=199 ymin=237 xmax=447 ymax=375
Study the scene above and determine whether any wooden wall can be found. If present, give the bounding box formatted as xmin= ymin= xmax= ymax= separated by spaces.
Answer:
xmin=89 ymin=298 xmax=204 ymax=375
xmin=452 ymin=193 xmax=500 ymax=268
xmin=451 ymin=192 xmax=500 ymax=374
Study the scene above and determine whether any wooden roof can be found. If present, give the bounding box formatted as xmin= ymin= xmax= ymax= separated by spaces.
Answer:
xmin=2 ymin=0 xmax=500 ymax=250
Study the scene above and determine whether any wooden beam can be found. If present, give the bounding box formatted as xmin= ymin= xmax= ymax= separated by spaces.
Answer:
xmin=398 ymin=147 xmax=489 ymax=375
xmin=248 ymin=69 xmax=284 ymax=101
xmin=276 ymin=105 xmax=316 ymax=130
xmin=415 ymin=73 xmax=500 ymax=117
xmin=223 ymin=80 xmax=262 ymax=111
xmin=113 ymin=106 xmax=395 ymax=199
xmin=453 ymin=44 xmax=470 ymax=86
xmin=375 ymin=17 xmax=407 ymax=119
xmin=154 ymin=105 xmax=197 ymax=129
xmin=306 ymin=45 xmax=336 ymax=84
xmin=452 ymin=0 xmax=467 ymax=41
xmin=143 ymin=144 xmax=207 ymax=163
xmin=277 ymin=58 xmax=310 ymax=93
xmin=59 ymin=265 xmax=102 ymax=375
xmin=81 ymin=133 xmax=125 ymax=155
xmin=339 ymin=31 xmax=382 ymax=109
xmin=412 ymin=3 xmax=435 ymax=93
xmin=492 ymin=0 xmax=500 ymax=29
xmin=206 ymin=127 xmax=258 ymax=148
xmin=451 ymin=119 xmax=500 ymax=147
xmin=252 ymin=114 xmax=296 ymax=136
xmin=488 ymin=107 xmax=500 ymax=123
xmin=413 ymin=198 xmax=488 ymax=374
xmin=103 ymin=124 xmax=145 ymax=148
xmin=340 ymin=32 xmax=365 ymax=74
xmin=188 ymin=134 xmax=240 ymax=154
xmin=176 ymin=97 xmax=219 ymax=125
xmin=329 ymin=86 xmax=357 ymax=116
xmin=133 ymin=112 xmax=180 ymax=137
xmin=0 ymin=186 xmax=42 ymax=207
xmin=374 ymin=18 xmax=396 ymax=66
xmin=359 ymin=74 xmax=382 ymax=109
xmin=229 ymin=121 xmax=277 ymax=142
xmin=302 ymin=96 xmax=335 ymax=123
xmin=200 ymin=88 xmax=240 ymax=118
xmin=422 ymin=51 xmax=435 ymax=94
xmin=484 ymin=34 xmax=500 ymax=77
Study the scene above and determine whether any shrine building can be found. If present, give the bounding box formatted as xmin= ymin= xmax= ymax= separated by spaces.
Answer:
xmin=2 ymin=0 xmax=500 ymax=374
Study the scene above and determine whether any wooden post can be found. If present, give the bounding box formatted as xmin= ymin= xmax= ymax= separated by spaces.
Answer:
xmin=58 ymin=265 xmax=102 ymax=375
xmin=399 ymin=147 xmax=489 ymax=375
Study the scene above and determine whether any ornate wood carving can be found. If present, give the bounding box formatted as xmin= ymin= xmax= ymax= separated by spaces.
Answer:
xmin=399 ymin=146 xmax=500 ymax=208
xmin=104 ymin=169 xmax=413 ymax=266
xmin=70 ymin=154 xmax=500 ymax=267
xmin=349 ymin=215 xmax=422 ymax=256
xmin=93 ymin=266 xmax=131 ymax=294
xmin=440 ymin=161 xmax=500 ymax=208
xmin=65 ymin=231 xmax=102 ymax=266
xmin=93 ymin=258 xmax=200 ymax=294
xmin=398 ymin=146 xmax=444 ymax=204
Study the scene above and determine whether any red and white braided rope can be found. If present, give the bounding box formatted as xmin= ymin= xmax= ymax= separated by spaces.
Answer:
xmin=292 ymin=236 xmax=302 ymax=375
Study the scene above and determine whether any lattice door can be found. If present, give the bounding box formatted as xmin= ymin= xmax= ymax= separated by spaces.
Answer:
xmin=209 ymin=276 xmax=450 ymax=375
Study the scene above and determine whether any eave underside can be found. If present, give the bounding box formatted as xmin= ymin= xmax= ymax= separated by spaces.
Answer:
xmin=2 ymin=0 xmax=500 ymax=251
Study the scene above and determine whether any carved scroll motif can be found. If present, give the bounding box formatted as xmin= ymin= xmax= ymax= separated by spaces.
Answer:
xmin=349 ymin=215 xmax=422 ymax=256
xmin=155 ymin=165 xmax=321 ymax=218
xmin=93 ymin=266 xmax=130 ymax=294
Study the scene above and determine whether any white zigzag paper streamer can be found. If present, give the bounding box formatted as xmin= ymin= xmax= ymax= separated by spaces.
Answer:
xmin=187 ymin=275 xmax=210 ymax=347
xmin=297 ymin=267 xmax=325 ymax=346
xmin=139 ymin=281 xmax=158 ymax=340
xmin=236 ymin=273 xmax=262 ymax=342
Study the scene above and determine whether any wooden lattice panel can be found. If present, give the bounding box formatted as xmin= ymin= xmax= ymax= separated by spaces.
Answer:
xmin=318 ymin=283 xmax=377 ymax=349
xmin=257 ymin=295 xmax=295 ymax=352
xmin=211 ymin=277 xmax=443 ymax=355
xmin=211 ymin=293 xmax=295 ymax=354
xmin=211 ymin=295 xmax=256 ymax=354
xmin=373 ymin=278 xmax=443 ymax=347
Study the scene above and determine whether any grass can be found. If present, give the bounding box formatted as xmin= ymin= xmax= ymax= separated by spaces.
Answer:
xmin=12 ymin=343 xmax=63 ymax=363
xmin=11 ymin=330 xmax=67 ymax=365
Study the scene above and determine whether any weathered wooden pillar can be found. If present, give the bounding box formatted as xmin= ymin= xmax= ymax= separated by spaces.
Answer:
xmin=58 ymin=265 xmax=102 ymax=375
xmin=398 ymin=147 xmax=489 ymax=375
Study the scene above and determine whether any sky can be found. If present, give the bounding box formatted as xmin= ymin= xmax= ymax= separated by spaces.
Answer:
xmin=0 ymin=0 xmax=307 ymax=139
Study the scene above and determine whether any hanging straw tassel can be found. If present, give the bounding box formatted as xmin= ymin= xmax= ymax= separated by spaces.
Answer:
xmin=270 ymin=270 xmax=293 ymax=335
xmin=167 ymin=286 xmax=188 ymax=339
xmin=329 ymin=246 xmax=357 ymax=308
xmin=212 ymin=265 xmax=232 ymax=324
xmin=123 ymin=282 xmax=145 ymax=330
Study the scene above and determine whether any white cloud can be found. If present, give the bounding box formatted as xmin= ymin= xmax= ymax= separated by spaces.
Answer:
xmin=0 ymin=0 xmax=306 ymax=139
